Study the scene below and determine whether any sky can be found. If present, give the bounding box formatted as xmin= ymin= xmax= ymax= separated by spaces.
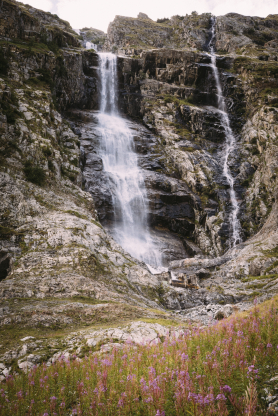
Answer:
xmin=24 ymin=0 xmax=278 ymax=32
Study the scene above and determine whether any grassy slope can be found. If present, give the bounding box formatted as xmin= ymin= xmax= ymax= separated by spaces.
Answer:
xmin=0 ymin=296 xmax=277 ymax=415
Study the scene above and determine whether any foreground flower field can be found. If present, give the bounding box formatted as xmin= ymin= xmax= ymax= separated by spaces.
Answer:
xmin=0 ymin=298 xmax=277 ymax=416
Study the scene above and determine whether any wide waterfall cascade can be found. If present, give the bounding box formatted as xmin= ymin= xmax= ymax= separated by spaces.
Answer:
xmin=97 ymin=53 xmax=165 ymax=269
xmin=208 ymin=18 xmax=242 ymax=247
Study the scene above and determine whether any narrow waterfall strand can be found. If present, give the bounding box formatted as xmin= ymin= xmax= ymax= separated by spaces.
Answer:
xmin=208 ymin=17 xmax=241 ymax=247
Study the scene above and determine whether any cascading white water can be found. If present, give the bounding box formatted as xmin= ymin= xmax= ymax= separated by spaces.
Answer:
xmin=73 ymin=30 xmax=98 ymax=51
xmin=97 ymin=53 xmax=164 ymax=268
xmin=86 ymin=41 xmax=98 ymax=51
xmin=208 ymin=17 xmax=241 ymax=247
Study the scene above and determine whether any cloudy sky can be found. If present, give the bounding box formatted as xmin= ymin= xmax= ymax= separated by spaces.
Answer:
xmin=24 ymin=0 xmax=278 ymax=32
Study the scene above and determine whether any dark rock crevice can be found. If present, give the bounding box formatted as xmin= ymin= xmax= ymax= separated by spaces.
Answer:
xmin=0 ymin=250 xmax=11 ymax=281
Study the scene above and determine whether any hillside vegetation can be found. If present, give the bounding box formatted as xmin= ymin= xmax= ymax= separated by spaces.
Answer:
xmin=0 ymin=297 xmax=277 ymax=415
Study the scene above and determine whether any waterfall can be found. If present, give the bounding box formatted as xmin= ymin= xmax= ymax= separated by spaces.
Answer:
xmin=73 ymin=29 xmax=98 ymax=51
xmin=208 ymin=18 xmax=242 ymax=247
xmin=86 ymin=41 xmax=98 ymax=51
xmin=97 ymin=53 xmax=164 ymax=269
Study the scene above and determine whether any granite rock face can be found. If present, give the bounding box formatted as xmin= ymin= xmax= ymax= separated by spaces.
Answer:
xmin=0 ymin=0 xmax=99 ymax=111
xmin=103 ymin=12 xmax=214 ymax=55
xmin=0 ymin=0 xmax=81 ymax=47
xmin=215 ymin=13 xmax=278 ymax=53
xmin=104 ymin=11 xmax=278 ymax=57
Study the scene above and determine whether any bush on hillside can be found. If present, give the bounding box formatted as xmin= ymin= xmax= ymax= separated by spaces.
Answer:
xmin=24 ymin=161 xmax=46 ymax=186
xmin=157 ymin=18 xmax=170 ymax=23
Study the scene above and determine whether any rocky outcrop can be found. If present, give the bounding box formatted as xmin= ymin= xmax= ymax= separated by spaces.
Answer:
xmin=104 ymin=12 xmax=212 ymax=55
xmin=0 ymin=318 xmax=188 ymax=378
xmin=0 ymin=0 xmax=81 ymax=47
xmin=104 ymin=11 xmax=278 ymax=57
xmin=0 ymin=0 xmax=101 ymax=111
xmin=79 ymin=27 xmax=107 ymax=50
xmin=215 ymin=13 xmax=278 ymax=54
xmin=2 ymin=37 xmax=99 ymax=111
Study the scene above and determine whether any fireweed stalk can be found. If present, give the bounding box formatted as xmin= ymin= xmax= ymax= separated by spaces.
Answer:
xmin=0 ymin=299 xmax=277 ymax=415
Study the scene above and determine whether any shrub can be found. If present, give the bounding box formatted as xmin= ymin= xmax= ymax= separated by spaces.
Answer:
xmin=139 ymin=72 xmax=146 ymax=80
xmin=47 ymin=41 xmax=60 ymax=55
xmin=42 ymin=146 xmax=52 ymax=157
xmin=26 ymin=69 xmax=54 ymax=90
xmin=251 ymin=147 xmax=260 ymax=155
xmin=38 ymin=68 xmax=54 ymax=89
xmin=1 ymin=91 xmax=19 ymax=124
xmin=61 ymin=165 xmax=77 ymax=182
xmin=24 ymin=161 xmax=46 ymax=186
xmin=157 ymin=18 xmax=170 ymax=23
xmin=40 ymin=34 xmax=61 ymax=55
xmin=243 ymin=29 xmax=274 ymax=46
xmin=164 ymin=96 xmax=173 ymax=103
xmin=242 ymin=174 xmax=254 ymax=187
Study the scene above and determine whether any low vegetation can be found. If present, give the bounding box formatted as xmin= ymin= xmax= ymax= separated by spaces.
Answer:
xmin=0 ymin=298 xmax=277 ymax=415
xmin=23 ymin=161 xmax=46 ymax=186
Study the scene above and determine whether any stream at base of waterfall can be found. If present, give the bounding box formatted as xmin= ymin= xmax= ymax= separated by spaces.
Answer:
xmin=97 ymin=53 xmax=166 ymax=271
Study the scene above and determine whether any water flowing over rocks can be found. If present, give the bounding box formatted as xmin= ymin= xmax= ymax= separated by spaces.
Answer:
xmin=117 ymin=49 xmax=245 ymax=255
xmin=208 ymin=17 xmax=242 ymax=247
xmin=1 ymin=0 xmax=278 ymax=373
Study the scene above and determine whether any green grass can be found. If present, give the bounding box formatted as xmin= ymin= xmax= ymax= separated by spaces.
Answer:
xmin=163 ymin=95 xmax=195 ymax=107
xmin=214 ymin=217 xmax=224 ymax=226
xmin=33 ymin=194 xmax=55 ymax=210
xmin=0 ymin=39 xmax=51 ymax=55
xmin=241 ymin=174 xmax=254 ymax=187
xmin=246 ymin=282 xmax=269 ymax=290
xmin=262 ymin=246 xmax=278 ymax=258
xmin=265 ymin=260 xmax=278 ymax=273
xmin=64 ymin=210 xmax=88 ymax=220
xmin=242 ymin=274 xmax=278 ymax=283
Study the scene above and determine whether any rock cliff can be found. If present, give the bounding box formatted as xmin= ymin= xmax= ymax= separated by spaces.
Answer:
xmin=109 ymin=12 xmax=278 ymax=318
xmin=1 ymin=1 xmax=278 ymax=376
